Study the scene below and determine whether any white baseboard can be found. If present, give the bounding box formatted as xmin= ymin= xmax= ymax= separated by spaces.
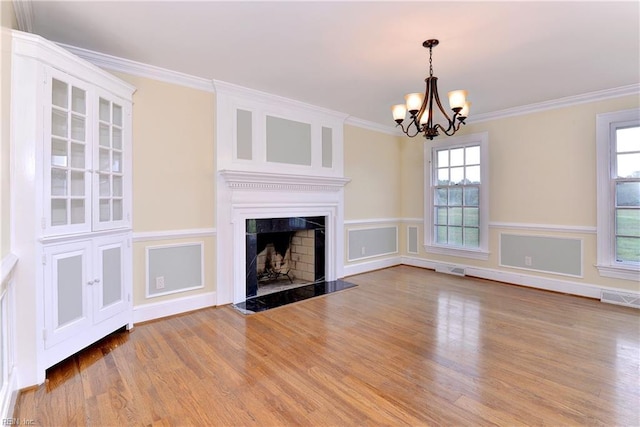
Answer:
xmin=401 ymin=256 xmax=618 ymax=300
xmin=343 ymin=256 xmax=402 ymax=277
xmin=133 ymin=291 xmax=217 ymax=324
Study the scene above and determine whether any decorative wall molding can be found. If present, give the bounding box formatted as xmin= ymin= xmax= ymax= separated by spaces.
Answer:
xmin=12 ymin=0 xmax=34 ymax=33
xmin=1 ymin=253 xmax=18 ymax=285
xmin=489 ymin=221 xmax=597 ymax=234
xmin=344 ymin=116 xmax=403 ymax=136
xmin=220 ymin=170 xmax=351 ymax=193
xmin=133 ymin=228 xmax=216 ymax=243
xmin=133 ymin=291 xmax=217 ymax=324
xmin=344 ymin=217 xmax=404 ymax=225
xmin=469 ymin=84 xmax=640 ymax=124
xmin=57 ymin=43 xmax=215 ymax=93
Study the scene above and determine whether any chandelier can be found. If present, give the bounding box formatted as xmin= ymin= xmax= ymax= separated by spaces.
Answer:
xmin=391 ymin=39 xmax=470 ymax=140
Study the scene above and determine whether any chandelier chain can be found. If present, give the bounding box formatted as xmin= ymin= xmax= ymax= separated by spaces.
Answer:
xmin=429 ymin=47 xmax=433 ymax=77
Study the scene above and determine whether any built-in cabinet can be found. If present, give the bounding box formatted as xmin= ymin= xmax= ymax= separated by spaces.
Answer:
xmin=11 ymin=31 xmax=135 ymax=381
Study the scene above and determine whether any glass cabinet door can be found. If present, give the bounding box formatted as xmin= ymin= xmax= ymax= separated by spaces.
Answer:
xmin=45 ymin=71 xmax=92 ymax=234
xmin=43 ymin=241 xmax=92 ymax=349
xmin=93 ymin=94 xmax=129 ymax=230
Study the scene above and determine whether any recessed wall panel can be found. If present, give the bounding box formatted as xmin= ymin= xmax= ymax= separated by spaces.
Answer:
xmin=500 ymin=233 xmax=582 ymax=277
xmin=236 ymin=109 xmax=252 ymax=160
xmin=348 ymin=227 xmax=398 ymax=261
xmin=266 ymin=116 xmax=311 ymax=165
xmin=147 ymin=243 xmax=203 ymax=296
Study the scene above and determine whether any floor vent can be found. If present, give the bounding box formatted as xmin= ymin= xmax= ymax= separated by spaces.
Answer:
xmin=601 ymin=290 xmax=640 ymax=309
xmin=435 ymin=264 xmax=466 ymax=277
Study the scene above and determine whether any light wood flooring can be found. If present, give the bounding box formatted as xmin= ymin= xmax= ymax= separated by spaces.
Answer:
xmin=14 ymin=265 xmax=640 ymax=426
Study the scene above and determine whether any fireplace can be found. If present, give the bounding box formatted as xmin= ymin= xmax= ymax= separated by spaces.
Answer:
xmin=246 ymin=217 xmax=325 ymax=298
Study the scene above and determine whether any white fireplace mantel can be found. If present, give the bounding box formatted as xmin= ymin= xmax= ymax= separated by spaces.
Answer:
xmin=219 ymin=169 xmax=351 ymax=192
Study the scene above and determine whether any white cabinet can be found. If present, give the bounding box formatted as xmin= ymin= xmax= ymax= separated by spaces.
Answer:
xmin=11 ymin=31 xmax=135 ymax=381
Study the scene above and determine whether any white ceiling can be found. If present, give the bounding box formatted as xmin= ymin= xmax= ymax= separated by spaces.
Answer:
xmin=23 ymin=1 xmax=640 ymax=127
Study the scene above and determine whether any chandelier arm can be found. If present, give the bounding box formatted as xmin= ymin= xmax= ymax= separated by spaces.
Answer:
xmin=396 ymin=121 xmax=422 ymax=138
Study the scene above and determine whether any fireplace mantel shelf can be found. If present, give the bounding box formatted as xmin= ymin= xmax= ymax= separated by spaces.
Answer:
xmin=220 ymin=170 xmax=351 ymax=192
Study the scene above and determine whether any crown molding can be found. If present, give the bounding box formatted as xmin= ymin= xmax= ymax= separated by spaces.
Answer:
xmin=469 ymin=84 xmax=640 ymax=124
xmin=344 ymin=116 xmax=403 ymax=136
xmin=12 ymin=0 xmax=33 ymax=33
xmin=57 ymin=42 xmax=215 ymax=93
xmin=219 ymin=170 xmax=351 ymax=193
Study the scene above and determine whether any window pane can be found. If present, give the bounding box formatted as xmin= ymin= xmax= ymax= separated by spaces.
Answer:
xmin=616 ymin=153 xmax=640 ymax=178
xmin=113 ymin=199 xmax=123 ymax=221
xmin=99 ymin=124 xmax=110 ymax=147
xmin=437 ymin=168 xmax=449 ymax=185
xmin=52 ymin=109 xmax=68 ymax=138
xmin=436 ymin=226 xmax=447 ymax=243
xmin=437 ymin=150 xmax=449 ymax=167
xmin=616 ymin=209 xmax=640 ymax=237
xmin=435 ymin=188 xmax=447 ymax=205
xmin=449 ymin=187 xmax=462 ymax=205
xmin=71 ymin=87 xmax=85 ymax=114
xmin=450 ymin=167 xmax=464 ymax=185
xmin=99 ymin=199 xmax=110 ymax=222
xmin=463 ymin=207 xmax=479 ymax=226
xmin=616 ymin=127 xmax=640 ymax=153
xmin=51 ymin=169 xmax=67 ymax=196
xmin=466 ymin=146 xmax=480 ymax=165
xmin=435 ymin=207 xmax=448 ymax=225
xmin=71 ymin=115 xmax=85 ymax=141
xmin=113 ymin=128 xmax=122 ymax=150
xmin=52 ymin=79 xmax=68 ymax=108
xmin=448 ymin=227 xmax=462 ymax=246
xmin=52 ymin=139 xmax=68 ymax=167
xmin=464 ymin=227 xmax=479 ymax=247
xmin=112 ymin=152 xmax=122 ymax=173
xmin=464 ymin=187 xmax=479 ymax=206
xmin=70 ymin=171 xmax=84 ymax=196
xmin=616 ymin=182 xmax=640 ymax=207
xmin=616 ymin=237 xmax=640 ymax=263
xmin=99 ymin=149 xmax=110 ymax=172
xmin=70 ymin=143 xmax=85 ymax=169
xmin=99 ymin=98 xmax=110 ymax=122
xmin=113 ymin=104 xmax=123 ymax=126
xmin=99 ymin=174 xmax=110 ymax=197
xmin=450 ymin=148 xmax=464 ymax=166
xmin=113 ymin=176 xmax=123 ymax=197
xmin=466 ymin=166 xmax=480 ymax=184
xmin=51 ymin=199 xmax=67 ymax=225
xmin=70 ymin=199 xmax=84 ymax=224
xmin=449 ymin=207 xmax=462 ymax=226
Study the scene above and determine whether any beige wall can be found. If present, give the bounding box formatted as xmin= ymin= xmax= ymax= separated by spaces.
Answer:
xmin=111 ymin=72 xmax=217 ymax=304
xmin=344 ymin=125 xmax=402 ymax=220
xmin=399 ymin=95 xmax=640 ymax=293
xmin=0 ymin=1 xmax=16 ymax=258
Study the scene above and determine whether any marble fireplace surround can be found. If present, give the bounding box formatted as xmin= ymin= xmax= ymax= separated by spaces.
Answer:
xmin=217 ymin=170 xmax=350 ymax=304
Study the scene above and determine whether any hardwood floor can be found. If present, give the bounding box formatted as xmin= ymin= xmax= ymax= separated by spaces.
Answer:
xmin=14 ymin=265 xmax=640 ymax=426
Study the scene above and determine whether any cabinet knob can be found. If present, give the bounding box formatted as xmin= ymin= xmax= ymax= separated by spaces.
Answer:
xmin=87 ymin=281 xmax=94 ymax=285
xmin=94 ymin=279 xmax=101 ymax=283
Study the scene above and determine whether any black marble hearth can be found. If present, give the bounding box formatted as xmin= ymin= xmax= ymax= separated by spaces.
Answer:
xmin=234 ymin=279 xmax=357 ymax=314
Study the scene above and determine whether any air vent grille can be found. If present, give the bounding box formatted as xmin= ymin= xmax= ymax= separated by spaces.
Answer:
xmin=601 ymin=291 xmax=640 ymax=309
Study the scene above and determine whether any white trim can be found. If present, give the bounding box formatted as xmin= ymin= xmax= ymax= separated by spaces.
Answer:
xmin=145 ymin=242 xmax=205 ymax=299
xmin=423 ymin=244 xmax=490 ymax=261
xmin=133 ymin=228 xmax=216 ymax=243
xmin=219 ymin=170 xmax=350 ymax=192
xmin=0 ymin=367 xmax=18 ymax=424
xmin=343 ymin=256 xmax=402 ymax=277
xmin=595 ymin=264 xmax=640 ymax=282
xmin=401 ymin=256 xmax=606 ymax=299
xmin=0 ymin=254 xmax=18 ymax=285
xmin=469 ymin=84 xmax=640 ymax=124
xmin=344 ymin=217 xmax=402 ymax=225
xmin=57 ymin=43 xmax=215 ymax=93
xmin=133 ymin=291 xmax=217 ymax=324
xmin=489 ymin=222 xmax=596 ymax=234
xmin=344 ymin=116 xmax=403 ymax=136
xmin=12 ymin=0 xmax=33 ymax=33
xmin=346 ymin=225 xmax=398 ymax=262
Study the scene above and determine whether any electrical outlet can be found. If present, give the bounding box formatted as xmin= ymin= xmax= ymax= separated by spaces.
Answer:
xmin=524 ymin=256 xmax=532 ymax=266
xmin=155 ymin=276 xmax=165 ymax=289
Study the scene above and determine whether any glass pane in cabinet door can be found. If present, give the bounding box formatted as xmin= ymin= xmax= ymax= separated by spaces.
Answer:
xmin=51 ymin=169 xmax=68 ymax=196
xmin=99 ymin=98 xmax=110 ymax=122
xmin=71 ymin=115 xmax=85 ymax=141
xmin=112 ymin=176 xmax=122 ymax=197
xmin=57 ymin=254 xmax=83 ymax=326
xmin=112 ymin=199 xmax=123 ymax=221
xmin=112 ymin=104 xmax=122 ymax=126
xmin=99 ymin=174 xmax=110 ymax=197
xmin=99 ymin=149 xmax=110 ymax=172
xmin=52 ymin=79 xmax=68 ymax=108
xmin=99 ymin=124 xmax=110 ymax=147
xmin=70 ymin=199 xmax=85 ymax=224
xmin=112 ymin=152 xmax=122 ymax=173
xmin=51 ymin=109 xmax=68 ymax=137
xmin=112 ymin=128 xmax=122 ymax=150
xmin=99 ymin=199 xmax=110 ymax=222
xmin=102 ymin=247 xmax=122 ymax=306
xmin=70 ymin=171 xmax=84 ymax=196
xmin=71 ymin=87 xmax=86 ymax=114
xmin=70 ymin=143 xmax=85 ymax=168
xmin=51 ymin=199 xmax=67 ymax=225
xmin=51 ymin=139 xmax=68 ymax=167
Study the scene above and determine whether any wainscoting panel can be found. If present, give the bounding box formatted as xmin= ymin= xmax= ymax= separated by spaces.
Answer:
xmin=348 ymin=226 xmax=398 ymax=261
xmin=407 ymin=226 xmax=419 ymax=254
xmin=146 ymin=243 xmax=204 ymax=297
xmin=500 ymin=233 xmax=582 ymax=277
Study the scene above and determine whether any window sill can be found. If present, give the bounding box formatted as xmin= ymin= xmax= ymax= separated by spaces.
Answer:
xmin=424 ymin=244 xmax=490 ymax=261
xmin=596 ymin=264 xmax=640 ymax=281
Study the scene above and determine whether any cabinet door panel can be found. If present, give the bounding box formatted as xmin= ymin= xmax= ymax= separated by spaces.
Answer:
xmin=44 ymin=241 xmax=92 ymax=349
xmin=93 ymin=235 xmax=129 ymax=323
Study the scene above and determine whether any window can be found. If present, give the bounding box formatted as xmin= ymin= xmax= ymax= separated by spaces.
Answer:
xmin=596 ymin=109 xmax=640 ymax=280
xmin=424 ymin=132 xmax=489 ymax=260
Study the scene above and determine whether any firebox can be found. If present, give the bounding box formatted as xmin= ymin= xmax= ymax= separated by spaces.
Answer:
xmin=245 ymin=216 xmax=325 ymax=298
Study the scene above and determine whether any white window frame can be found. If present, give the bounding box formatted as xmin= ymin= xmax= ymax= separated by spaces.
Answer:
xmin=596 ymin=108 xmax=640 ymax=281
xmin=424 ymin=132 xmax=489 ymax=260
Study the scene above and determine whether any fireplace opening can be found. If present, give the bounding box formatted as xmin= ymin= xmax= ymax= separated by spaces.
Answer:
xmin=246 ymin=217 xmax=325 ymax=298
